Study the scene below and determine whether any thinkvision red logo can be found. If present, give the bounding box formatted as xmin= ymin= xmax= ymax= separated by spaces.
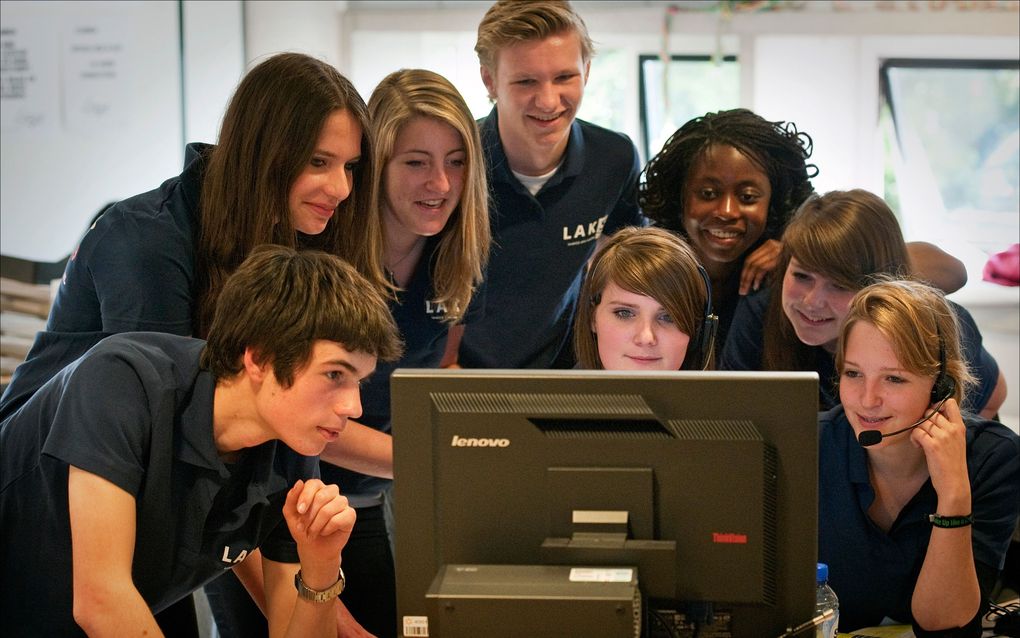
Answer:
xmin=711 ymin=532 xmax=748 ymax=544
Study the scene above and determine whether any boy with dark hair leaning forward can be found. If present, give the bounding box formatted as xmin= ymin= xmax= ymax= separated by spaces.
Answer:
xmin=0 ymin=245 xmax=403 ymax=637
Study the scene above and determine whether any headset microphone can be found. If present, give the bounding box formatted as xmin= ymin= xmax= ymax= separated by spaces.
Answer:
xmin=857 ymin=393 xmax=952 ymax=447
xmin=856 ymin=429 xmax=884 ymax=447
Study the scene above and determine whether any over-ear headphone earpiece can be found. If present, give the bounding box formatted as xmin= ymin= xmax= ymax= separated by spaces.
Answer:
xmin=931 ymin=374 xmax=956 ymax=405
xmin=693 ymin=264 xmax=719 ymax=370
xmin=930 ymin=334 xmax=957 ymax=404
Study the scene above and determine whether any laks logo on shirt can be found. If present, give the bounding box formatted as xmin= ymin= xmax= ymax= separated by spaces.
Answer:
xmin=426 ymin=299 xmax=460 ymax=322
xmin=562 ymin=214 xmax=608 ymax=246
xmin=220 ymin=545 xmax=252 ymax=565
xmin=425 ymin=300 xmax=449 ymax=316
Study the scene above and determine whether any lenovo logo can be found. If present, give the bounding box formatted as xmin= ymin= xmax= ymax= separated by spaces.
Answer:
xmin=450 ymin=435 xmax=510 ymax=448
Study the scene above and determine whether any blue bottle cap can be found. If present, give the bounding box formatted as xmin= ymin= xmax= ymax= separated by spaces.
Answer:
xmin=816 ymin=562 xmax=828 ymax=583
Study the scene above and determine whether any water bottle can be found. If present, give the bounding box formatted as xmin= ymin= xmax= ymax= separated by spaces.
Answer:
xmin=815 ymin=563 xmax=839 ymax=638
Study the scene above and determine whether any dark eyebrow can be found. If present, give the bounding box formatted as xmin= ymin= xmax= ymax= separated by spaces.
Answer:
xmin=325 ymin=359 xmax=360 ymax=375
xmin=325 ymin=358 xmax=377 ymax=382
xmin=312 ymin=150 xmax=362 ymax=163
xmin=603 ymin=298 xmax=638 ymax=307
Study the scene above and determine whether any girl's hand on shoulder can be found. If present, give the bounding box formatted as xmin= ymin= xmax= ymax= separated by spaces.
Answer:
xmin=909 ymin=398 xmax=971 ymax=512
xmin=739 ymin=239 xmax=781 ymax=295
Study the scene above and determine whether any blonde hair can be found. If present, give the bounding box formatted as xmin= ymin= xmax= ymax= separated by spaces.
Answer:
xmin=835 ymin=277 xmax=975 ymax=405
xmin=574 ymin=227 xmax=712 ymax=370
xmin=367 ymin=69 xmax=490 ymax=323
xmin=475 ymin=0 xmax=595 ymax=70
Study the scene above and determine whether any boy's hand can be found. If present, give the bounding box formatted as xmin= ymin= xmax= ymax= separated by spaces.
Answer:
xmin=282 ymin=479 xmax=356 ymax=581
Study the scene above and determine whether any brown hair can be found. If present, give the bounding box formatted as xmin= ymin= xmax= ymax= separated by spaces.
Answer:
xmin=835 ymin=277 xmax=974 ymax=405
xmin=475 ymin=0 xmax=595 ymax=71
xmin=574 ymin=227 xmax=712 ymax=370
xmin=762 ymin=190 xmax=911 ymax=372
xmin=194 ymin=52 xmax=387 ymax=336
xmin=201 ymin=245 xmax=402 ymax=386
xmin=368 ymin=69 xmax=490 ymax=322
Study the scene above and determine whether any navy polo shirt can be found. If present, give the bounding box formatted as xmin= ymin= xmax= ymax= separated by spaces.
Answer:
xmin=321 ymin=235 xmax=485 ymax=508
xmin=817 ymin=405 xmax=1020 ymax=632
xmin=0 ymin=333 xmax=317 ymax=635
xmin=721 ymin=287 xmax=1000 ymax=414
xmin=0 ymin=143 xmax=209 ymax=421
xmin=458 ymin=107 xmax=645 ymax=370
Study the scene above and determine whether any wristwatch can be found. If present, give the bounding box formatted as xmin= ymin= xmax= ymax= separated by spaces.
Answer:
xmin=294 ymin=567 xmax=346 ymax=603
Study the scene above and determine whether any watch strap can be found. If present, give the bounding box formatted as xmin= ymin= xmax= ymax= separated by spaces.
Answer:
xmin=294 ymin=567 xmax=346 ymax=603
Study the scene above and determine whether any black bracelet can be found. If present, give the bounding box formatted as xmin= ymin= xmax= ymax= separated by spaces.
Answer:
xmin=928 ymin=513 xmax=973 ymax=528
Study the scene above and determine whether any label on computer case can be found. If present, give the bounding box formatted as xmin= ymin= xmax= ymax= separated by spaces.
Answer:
xmin=402 ymin=615 xmax=429 ymax=637
xmin=568 ymin=567 xmax=634 ymax=582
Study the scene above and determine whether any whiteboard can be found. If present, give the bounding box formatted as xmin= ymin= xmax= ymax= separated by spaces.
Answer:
xmin=1 ymin=1 xmax=184 ymax=262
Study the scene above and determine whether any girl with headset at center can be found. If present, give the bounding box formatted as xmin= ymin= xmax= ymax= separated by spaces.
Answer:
xmin=573 ymin=226 xmax=717 ymax=371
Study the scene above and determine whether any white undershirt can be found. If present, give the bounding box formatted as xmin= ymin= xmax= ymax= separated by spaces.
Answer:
xmin=512 ymin=161 xmax=562 ymax=196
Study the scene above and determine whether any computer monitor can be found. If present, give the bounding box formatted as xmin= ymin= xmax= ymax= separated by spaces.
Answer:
xmin=392 ymin=369 xmax=819 ymax=638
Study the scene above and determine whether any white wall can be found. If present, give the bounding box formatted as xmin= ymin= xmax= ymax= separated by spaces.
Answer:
xmin=182 ymin=0 xmax=246 ymax=145
xmin=1 ymin=1 xmax=184 ymax=262
xmin=245 ymin=0 xmax=344 ymax=69
xmin=0 ymin=0 xmax=245 ymax=263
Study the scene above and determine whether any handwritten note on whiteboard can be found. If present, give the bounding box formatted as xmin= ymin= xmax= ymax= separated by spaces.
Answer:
xmin=0 ymin=15 xmax=59 ymax=133
xmin=63 ymin=17 xmax=129 ymax=131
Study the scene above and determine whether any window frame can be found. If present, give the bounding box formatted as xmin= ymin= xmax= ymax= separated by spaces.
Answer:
xmin=637 ymin=53 xmax=739 ymax=161
xmin=880 ymin=57 xmax=1020 ymax=151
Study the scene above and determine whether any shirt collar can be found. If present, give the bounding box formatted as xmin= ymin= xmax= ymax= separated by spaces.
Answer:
xmin=176 ymin=370 xmax=231 ymax=477
xmin=481 ymin=107 xmax=585 ymax=190
xmin=174 ymin=371 xmax=286 ymax=491
xmin=181 ymin=142 xmax=211 ymax=219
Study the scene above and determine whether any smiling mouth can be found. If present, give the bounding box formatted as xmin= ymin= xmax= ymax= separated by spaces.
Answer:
xmin=796 ymin=310 xmax=834 ymax=326
xmin=857 ymin=414 xmax=890 ymax=427
xmin=529 ymin=112 xmax=563 ymax=123
xmin=417 ymin=199 xmax=445 ymax=209
xmin=706 ymin=228 xmax=741 ymax=239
